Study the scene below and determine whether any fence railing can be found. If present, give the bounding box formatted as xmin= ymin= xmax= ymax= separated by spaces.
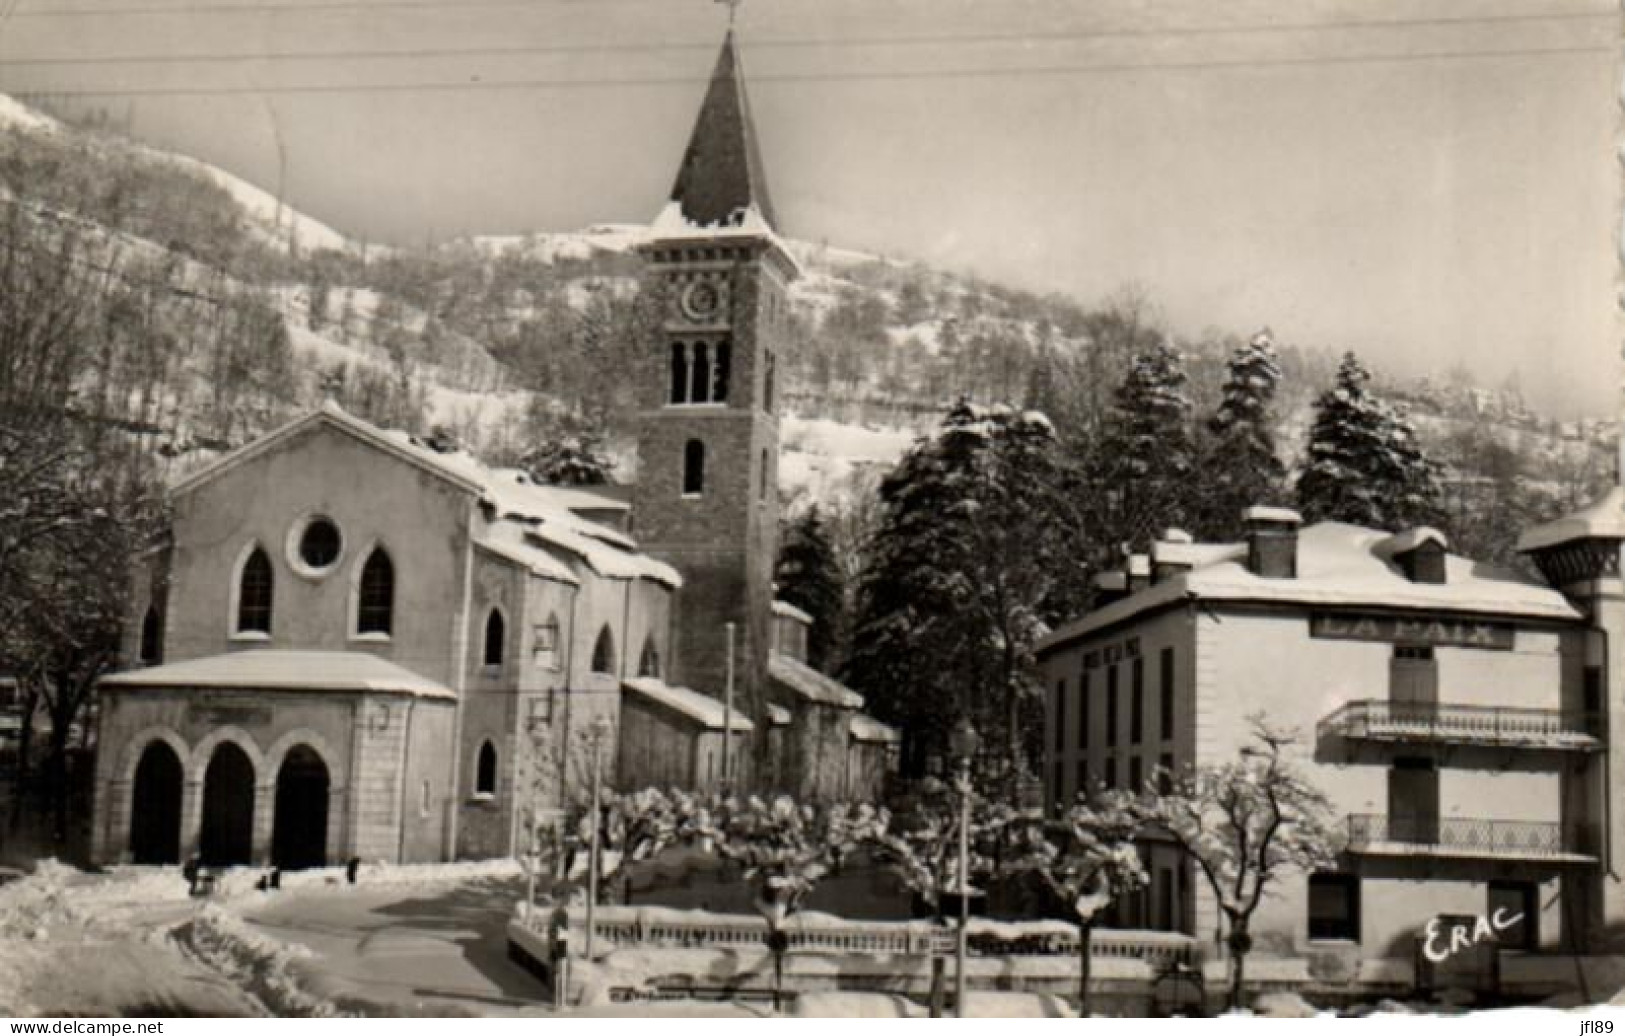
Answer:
xmin=1344 ymin=813 xmax=1593 ymax=859
xmin=1318 ymin=701 xmax=1598 ymax=750
xmin=529 ymin=905 xmax=1196 ymax=967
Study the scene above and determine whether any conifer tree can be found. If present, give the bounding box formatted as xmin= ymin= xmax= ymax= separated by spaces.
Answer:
xmin=523 ymin=431 xmax=613 ymax=486
xmin=845 ymin=399 xmax=1089 ymax=776
xmin=1296 ymin=352 xmax=1443 ymax=530
xmin=774 ymin=507 xmax=845 ymax=671
xmin=1091 ymin=341 xmax=1194 ymax=552
xmin=1197 ymin=330 xmax=1287 ymax=538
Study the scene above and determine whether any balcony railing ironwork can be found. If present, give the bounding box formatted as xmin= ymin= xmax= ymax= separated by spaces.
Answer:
xmin=1318 ymin=700 xmax=1599 ymax=751
xmin=1344 ymin=813 xmax=1593 ymax=860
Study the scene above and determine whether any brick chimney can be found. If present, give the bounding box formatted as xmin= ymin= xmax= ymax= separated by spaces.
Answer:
xmin=1243 ymin=506 xmax=1302 ymax=579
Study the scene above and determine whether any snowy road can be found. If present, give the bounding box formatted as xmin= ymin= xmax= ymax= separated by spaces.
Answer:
xmin=239 ymin=874 xmax=551 ymax=1015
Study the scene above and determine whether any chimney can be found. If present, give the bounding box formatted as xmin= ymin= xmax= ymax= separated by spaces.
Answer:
xmin=1152 ymin=529 xmax=1195 ymax=584
xmin=1243 ymin=506 xmax=1302 ymax=579
xmin=1123 ymin=553 xmax=1151 ymax=594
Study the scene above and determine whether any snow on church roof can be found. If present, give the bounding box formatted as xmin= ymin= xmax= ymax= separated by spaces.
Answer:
xmin=850 ymin=712 xmax=900 ymax=744
xmin=1042 ymin=521 xmax=1582 ymax=654
xmin=768 ymin=653 xmax=864 ymax=709
xmin=103 ymin=650 xmax=455 ymax=699
xmin=623 ymin=677 xmax=754 ymax=732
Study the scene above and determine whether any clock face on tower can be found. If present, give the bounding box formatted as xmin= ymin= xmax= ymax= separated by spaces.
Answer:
xmin=679 ymin=279 xmax=726 ymax=324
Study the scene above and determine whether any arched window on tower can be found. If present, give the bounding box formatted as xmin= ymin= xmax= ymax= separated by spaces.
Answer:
xmin=237 ymin=547 xmax=273 ymax=634
xmin=669 ymin=342 xmax=689 ymax=404
xmin=683 ymin=440 xmax=705 ymax=496
xmin=638 ymin=637 xmax=661 ymax=679
xmin=712 ymin=341 xmax=731 ymax=402
xmin=483 ymin=609 xmax=506 ymax=668
xmin=139 ymin=605 xmax=162 ymax=664
xmin=357 ymin=548 xmax=394 ymax=636
xmin=764 ymin=350 xmax=776 ymax=412
xmin=760 ymin=448 xmax=770 ymax=502
xmin=475 ymin=741 xmax=498 ymax=798
xmin=689 ymin=342 xmax=711 ymax=403
xmin=591 ymin=626 xmax=616 ymax=675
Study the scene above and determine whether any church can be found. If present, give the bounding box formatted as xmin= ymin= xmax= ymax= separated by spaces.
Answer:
xmin=88 ymin=30 xmax=897 ymax=869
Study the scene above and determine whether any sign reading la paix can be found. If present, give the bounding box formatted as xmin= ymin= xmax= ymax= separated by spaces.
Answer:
xmin=1309 ymin=612 xmax=1514 ymax=651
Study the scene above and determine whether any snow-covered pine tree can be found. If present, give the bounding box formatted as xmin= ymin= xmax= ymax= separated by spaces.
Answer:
xmin=1197 ymin=330 xmax=1287 ymax=538
xmin=773 ymin=506 xmax=845 ymax=672
xmin=1091 ymin=341 xmax=1195 ymax=551
xmin=1295 ymin=352 xmax=1444 ymax=531
xmin=524 ymin=432 xmax=613 ymax=487
xmin=844 ymin=398 xmax=1089 ymax=776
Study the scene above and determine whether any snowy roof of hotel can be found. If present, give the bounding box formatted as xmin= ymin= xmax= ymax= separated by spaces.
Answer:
xmin=622 ymin=678 xmax=753 ymax=732
xmin=1041 ymin=521 xmax=1582 ymax=653
xmin=772 ymin=600 xmax=814 ymax=625
xmin=768 ymin=653 xmax=865 ymax=709
xmin=1516 ymin=486 xmax=1625 ymax=553
xmin=1243 ymin=505 xmax=1303 ymax=525
xmin=101 ymin=650 xmax=455 ymax=699
xmin=850 ymin=713 xmax=900 ymax=744
xmin=167 ymin=403 xmax=680 ymax=589
xmin=1152 ymin=541 xmax=1243 ymax=569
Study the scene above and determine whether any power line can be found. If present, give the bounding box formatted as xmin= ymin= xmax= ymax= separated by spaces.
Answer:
xmin=1 ymin=9 xmax=1615 ymax=67
xmin=7 ymin=42 xmax=1614 ymax=98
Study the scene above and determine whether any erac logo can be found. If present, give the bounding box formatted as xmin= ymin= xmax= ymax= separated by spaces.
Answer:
xmin=1421 ymin=909 xmax=1524 ymax=963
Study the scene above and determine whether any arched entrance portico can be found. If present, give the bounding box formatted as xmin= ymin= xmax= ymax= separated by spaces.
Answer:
xmin=129 ymin=741 xmax=183 ymax=864
xmin=271 ymin=745 xmax=330 ymax=870
xmin=200 ymin=742 xmax=255 ymax=866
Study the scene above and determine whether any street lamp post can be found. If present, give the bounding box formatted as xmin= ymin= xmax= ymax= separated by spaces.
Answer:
xmin=584 ymin=714 xmax=613 ymax=961
xmin=949 ymin=719 xmax=980 ymax=1019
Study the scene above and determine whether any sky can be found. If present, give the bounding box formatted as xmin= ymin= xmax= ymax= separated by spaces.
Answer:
xmin=0 ymin=0 xmax=1619 ymax=415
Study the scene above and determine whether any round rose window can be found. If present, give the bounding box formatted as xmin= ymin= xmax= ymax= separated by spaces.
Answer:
xmin=298 ymin=517 xmax=342 ymax=570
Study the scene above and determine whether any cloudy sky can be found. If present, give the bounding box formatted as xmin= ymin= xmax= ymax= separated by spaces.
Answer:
xmin=1 ymin=0 xmax=1618 ymax=413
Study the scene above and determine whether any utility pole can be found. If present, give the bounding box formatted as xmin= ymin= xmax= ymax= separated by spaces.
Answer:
xmin=584 ymin=714 xmax=612 ymax=960
xmin=722 ymin=621 xmax=735 ymax=788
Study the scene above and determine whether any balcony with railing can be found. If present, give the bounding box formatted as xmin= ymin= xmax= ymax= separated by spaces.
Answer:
xmin=1318 ymin=700 xmax=1599 ymax=752
xmin=1344 ymin=814 xmax=1596 ymax=864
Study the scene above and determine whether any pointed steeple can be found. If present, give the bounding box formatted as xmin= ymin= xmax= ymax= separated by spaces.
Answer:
xmin=668 ymin=31 xmax=778 ymax=230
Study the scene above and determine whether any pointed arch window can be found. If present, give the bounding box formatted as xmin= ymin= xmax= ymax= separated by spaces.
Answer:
xmin=139 ymin=605 xmax=162 ymax=664
xmin=475 ymin=740 xmax=498 ymax=798
xmin=683 ymin=440 xmax=706 ymax=496
xmin=237 ymin=547 xmax=273 ymax=634
xmin=483 ymin=609 xmax=506 ymax=668
xmin=357 ymin=548 xmax=394 ymax=635
xmin=638 ymin=637 xmax=661 ymax=679
xmin=669 ymin=342 xmax=690 ymax=404
xmin=591 ymin=626 xmax=616 ymax=675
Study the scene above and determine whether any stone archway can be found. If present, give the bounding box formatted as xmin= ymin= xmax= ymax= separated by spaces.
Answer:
xmin=271 ymin=745 xmax=330 ymax=870
xmin=200 ymin=742 xmax=255 ymax=866
xmin=128 ymin=741 xmax=183 ymax=864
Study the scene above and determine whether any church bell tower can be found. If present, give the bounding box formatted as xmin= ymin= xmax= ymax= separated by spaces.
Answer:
xmin=632 ymin=30 xmax=797 ymax=757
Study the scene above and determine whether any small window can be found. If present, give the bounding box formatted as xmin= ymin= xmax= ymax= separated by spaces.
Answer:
xmin=1073 ymin=759 xmax=1087 ymax=799
xmin=683 ymin=440 xmax=705 ymax=496
xmin=638 ymin=637 xmax=661 ymax=679
xmin=483 ymin=609 xmax=505 ymax=668
xmin=533 ymin=615 xmax=560 ymax=669
xmin=475 ymin=740 xmax=498 ymax=797
xmin=1394 ymin=644 xmax=1434 ymax=662
xmin=763 ymin=350 xmax=776 ymax=412
xmin=669 ymin=342 xmax=690 ymax=404
xmin=759 ymin=447 xmax=769 ymax=502
xmin=139 ymin=605 xmax=162 ymax=664
xmin=591 ymin=626 xmax=615 ymax=675
xmin=1106 ymin=667 xmax=1119 ymax=748
xmin=1158 ymin=752 xmax=1174 ymax=794
xmin=1308 ymin=873 xmax=1361 ymax=941
xmin=1130 ymin=658 xmax=1144 ymax=744
xmin=1077 ymin=670 xmax=1089 ymax=750
xmin=357 ymin=548 xmax=394 ymax=635
xmin=1104 ymin=757 xmax=1117 ymax=790
xmin=1160 ymin=647 xmax=1175 ymax=740
xmin=1053 ymin=679 xmax=1067 ymax=755
xmin=420 ymin=780 xmax=432 ymax=818
xmin=237 ymin=547 xmax=274 ymax=633
xmin=1128 ymin=756 xmax=1142 ymax=792
xmin=299 ymin=517 xmax=342 ymax=570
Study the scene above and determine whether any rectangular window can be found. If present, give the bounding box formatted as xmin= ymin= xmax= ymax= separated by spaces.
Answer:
xmin=1160 ymin=647 xmax=1175 ymax=741
xmin=1074 ymin=759 xmax=1088 ymax=802
xmin=1487 ymin=882 xmax=1537 ymax=951
xmin=1307 ymin=873 xmax=1361 ymax=941
xmin=1156 ymin=869 xmax=1175 ymax=931
xmin=1104 ymin=757 xmax=1117 ymax=790
xmin=1077 ymin=670 xmax=1090 ymax=751
xmin=1128 ymin=756 xmax=1142 ymax=793
xmin=1054 ymin=678 xmax=1067 ymax=756
xmin=1158 ymin=752 xmax=1174 ymax=794
xmin=1106 ymin=667 xmax=1119 ymax=748
xmin=1130 ymin=658 xmax=1144 ymax=744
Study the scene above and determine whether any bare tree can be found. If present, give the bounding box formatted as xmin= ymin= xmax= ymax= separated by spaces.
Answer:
xmin=1141 ymin=719 xmax=1340 ymax=1011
